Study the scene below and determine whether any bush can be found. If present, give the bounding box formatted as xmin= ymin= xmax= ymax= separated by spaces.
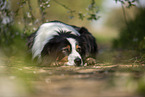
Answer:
xmin=113 ymin=8 xmax=145 ymax=51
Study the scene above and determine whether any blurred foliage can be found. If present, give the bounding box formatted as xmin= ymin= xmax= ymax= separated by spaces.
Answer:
xmin=0 ymin=0 xmax=26 ymax=46
xmin=112 ymin=1 xmax=145 ymax=65
xmin=53 ymin=0 xmax=100 ymax=20
xmin=0 ymin=0 xmax=13 ymax=45
xmin=0 ymin=0 xmax=102 ymax=47
xmin=115 ymin=0 xmax=136 ymax=8
xmin=105 ymin=7 xmax=139 ymax=31
xmin=113 ymin=8 xmax=145 ymax=51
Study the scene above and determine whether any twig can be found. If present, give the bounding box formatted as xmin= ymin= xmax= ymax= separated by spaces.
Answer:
xmin=38 ymin=0 xmax=46 ymax=23
xmin=27 ymin=0 xmax=35 ymax=22
xmin=53 ymin=0 xmax=75 ymax=13
xmin=121 ymin=3 xmax=131 ymax=33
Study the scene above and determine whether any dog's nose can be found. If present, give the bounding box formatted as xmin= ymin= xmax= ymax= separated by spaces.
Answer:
xmin=74 ymin=57 xmax=81 ymax=66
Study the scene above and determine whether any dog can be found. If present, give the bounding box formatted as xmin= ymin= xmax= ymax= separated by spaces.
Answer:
xmin=27 ymin=21 xmax=98 ymax=66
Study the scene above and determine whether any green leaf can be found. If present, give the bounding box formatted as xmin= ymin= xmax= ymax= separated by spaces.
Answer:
xmin=78 ymin=13 xmax=84 ymax=20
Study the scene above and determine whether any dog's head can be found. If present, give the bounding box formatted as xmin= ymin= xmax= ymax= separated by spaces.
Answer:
xmin=41 ymin=32 xmax=84 ymax=66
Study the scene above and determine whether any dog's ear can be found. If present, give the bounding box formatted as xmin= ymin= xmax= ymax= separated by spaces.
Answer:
xmin=79 ymin=27 xmax=98 ymax=59
xmin=79 ymin=27 xmax=89 ymax=34
xmin=41 ymin=43 xmax=51 ymax=57
xmin=27 ymin=32 xmax=36 ymax=49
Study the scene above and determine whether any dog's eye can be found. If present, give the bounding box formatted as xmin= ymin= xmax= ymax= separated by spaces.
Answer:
xmin=76 ymin=46 xmax=81 ymax=52
xmin=62 ymin=48 xmax=69 ymax=52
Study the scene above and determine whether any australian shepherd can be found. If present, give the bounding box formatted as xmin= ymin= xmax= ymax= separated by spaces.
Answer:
xmin=27 ymin=21 xmax=98 ymax=66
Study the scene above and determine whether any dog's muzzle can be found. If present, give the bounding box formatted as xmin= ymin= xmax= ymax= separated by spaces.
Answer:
xmin=74 ymin=57 xmax=82 ymax=66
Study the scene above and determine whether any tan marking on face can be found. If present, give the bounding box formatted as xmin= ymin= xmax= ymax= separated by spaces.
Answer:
xmin=56 ymin=45 xmax=70 ymax=62
xmin=76 ymin=45 xmax=79 ymax=49
xmin=60 ymin=56 xmax=68 ymax=62
xmin=76 ymin=45 xmax=81 ymax=50
xmin=62 ymin=45 xmax=70 ymax=52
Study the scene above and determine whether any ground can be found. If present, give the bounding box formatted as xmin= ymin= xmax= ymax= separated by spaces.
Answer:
xmin=0 ymin=45 xmax=145 ymax=97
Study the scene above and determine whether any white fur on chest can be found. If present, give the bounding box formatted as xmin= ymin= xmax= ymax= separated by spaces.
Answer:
xmin=32 ymin=22 xmax=80 ymax=59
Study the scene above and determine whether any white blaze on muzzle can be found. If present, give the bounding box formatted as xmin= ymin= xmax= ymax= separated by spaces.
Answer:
xmin=66 ymin=38 xmax=83 ymax=66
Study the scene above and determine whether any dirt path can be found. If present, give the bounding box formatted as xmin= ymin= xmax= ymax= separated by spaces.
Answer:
xmin=0 ymin=48 xmax=145 ymax=97
xmin=28 ymin=65 xmax=144 ymax=97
